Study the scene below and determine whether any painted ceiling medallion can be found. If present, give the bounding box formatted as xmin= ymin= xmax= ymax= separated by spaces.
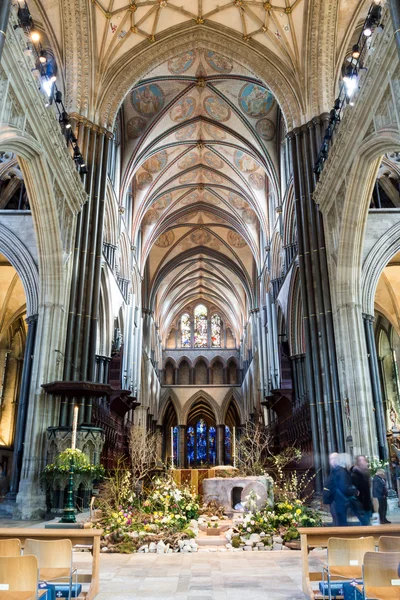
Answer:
xmin=191 ymin=229 xmax=211 ymax=245
xmin=229 ymin=191 xmax=247 ymax=210
xmin=204 ymin=123 xmax=226 ymax=141
xmin=127 ymin=116 xmax=146 ymax=139
xmin=153 ymin=192 xmax=172 ymax=210
xmin=248 ymin=172 xmax=265 ymax=190
xmin=242 ymin=208 xmax=257 ymax=224
xmin=204 ymin=151 xmax=224 ymax=170
xmin=181 ymin=191 xmax=199 ymax=205
xmin=142 ymin=150 xmax=168 ymax=173
xmin=180 ymin=170 xmax=198 ymax=184
xmin=203 ymin=96 xmax=230 ymax=122
xmin=137 ymin=171 xmax=153 ymax=190
xmin=234 ymin=150 xmax=258 ymax=173
xmin=256 ymin=118 xmax=276 ymax=141
xmin=228 ymin=230 xmax=247 ymax=248
xmin=170 ymin=97 xmax=196 ymax=123
xmin=204 ymin=170 xmax=223 ymax=184
xmin=132 ymin=84 xmax=165 ymax=117
xmin=168 ymin=50 xmax=196 ymax=74
xmin=155 ymin=230 xmax=175 ymax=247
xmin=178 ymin=151 xmax=198 ymax=170
xmin=238 ymin=83 xmax=274 ymax=118
xmin=175 ymin=123 xmax=197 ymax=141
xmin=143 ymin=208 xmax=159 ymax=225
xmin=203 ymin=191 xmax=221 ymax=205
xmin=205 ymin=50 xmax=233 ymax=74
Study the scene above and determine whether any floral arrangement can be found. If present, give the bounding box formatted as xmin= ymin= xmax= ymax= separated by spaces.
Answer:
xmin=367 ymin=456 xmax=389 ymax=476
xmin=143 ymin=476 xmax=200 ymax=528
xmin=236 ymin=494 xmax=321 ymax=542
xmin=43 ymin=448 xmax=105 ymax=479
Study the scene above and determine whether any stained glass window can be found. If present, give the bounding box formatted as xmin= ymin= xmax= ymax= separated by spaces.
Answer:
xmin=209 ymin=426 xmax=216 ymax=466
xmin=181 ymin=313 xmax=191 ymax=347
xmin=197 ymin=419 xmax=207 ymax=464
xmin=225 ymin=426 xmax=231 ymax=464
xmin=187 ymin=426 xmax=195 ymax=466
xmin=173 ymin=426 xmax=179 ymax=465
xmin=194 ymin=304 xmax=208 ymax=348
xmin=211 ymin=314 xmax=221 ymax=347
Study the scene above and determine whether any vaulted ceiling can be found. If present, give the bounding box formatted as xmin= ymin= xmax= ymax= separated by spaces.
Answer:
xmin=125 ymin=48 xmax=278 ymax=344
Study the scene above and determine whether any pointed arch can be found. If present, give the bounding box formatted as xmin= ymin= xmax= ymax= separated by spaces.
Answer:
xmin=182 ymin=390 xmax=222 ymax=425
xmin=221 ymin=388 xmax=245 ymax=425
xmin=158 ymin=388 xmax=184 ymax=425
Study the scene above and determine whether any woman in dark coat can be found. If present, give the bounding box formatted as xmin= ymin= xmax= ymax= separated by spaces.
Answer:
xmin=373 ymin=469 xmax=390 ymax=524
xmin=351 ymin=455 xmax=373 ymax=525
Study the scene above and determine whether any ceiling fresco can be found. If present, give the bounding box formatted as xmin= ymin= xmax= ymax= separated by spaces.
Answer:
xmin=121 ymin=46 xmax=277 ymax=346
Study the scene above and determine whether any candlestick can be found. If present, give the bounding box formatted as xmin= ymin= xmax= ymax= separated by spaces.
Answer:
xmin=171 ymin=426 xmax=174 ymax=469
xmin=71 ymin=405 xmax=79 ymax=450
xmin=233 ymin=426 xmax=236 ymax=469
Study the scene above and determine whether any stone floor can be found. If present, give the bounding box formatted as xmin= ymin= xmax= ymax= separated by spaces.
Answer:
xmin=73 ymin=550 xmax=318 ymax=600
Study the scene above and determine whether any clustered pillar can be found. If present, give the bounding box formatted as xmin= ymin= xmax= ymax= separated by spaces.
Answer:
xmin=61 ymin=116 xmax=112 ymax=427
xmin=288 ymin=117 xmax=345 ymax=485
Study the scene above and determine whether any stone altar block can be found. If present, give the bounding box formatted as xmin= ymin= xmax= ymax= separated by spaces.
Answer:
xmin=202 ymin=475 xmax=273 ymax=511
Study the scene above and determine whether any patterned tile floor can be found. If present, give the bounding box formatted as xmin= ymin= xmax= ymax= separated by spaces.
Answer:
xmin=72 ymin=551 xmax=318 ymax=600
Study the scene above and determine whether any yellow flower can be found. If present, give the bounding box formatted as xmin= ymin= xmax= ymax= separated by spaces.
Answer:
xmin=296 ymin=509 xmax=301 ymax=515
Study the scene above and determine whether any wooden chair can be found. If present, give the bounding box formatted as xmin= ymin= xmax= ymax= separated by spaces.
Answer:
xmin=0 ymin=539 xmax=21 ymax=557
xmin=363 ymin=551 xmax=400 ymax=599
xmin=323 ymin=537 xmax=376 ymax=600
xmin=379 ymin=536 xmax=400 ymax=553
xmin=0 ymin=554 xmax=43 ymax=599
xmin=24 ymin=539 xmax=76 ymax=600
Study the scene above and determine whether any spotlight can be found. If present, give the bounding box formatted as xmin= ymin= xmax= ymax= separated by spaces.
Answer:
xmin=343 ymin=65 xmax=358 ymax=97
xmin=39 ymin=50 xmax=47 ymax=64
xmin=363 ymin=19 xmax=373 ymax=37
xmin=334 ymin=98 xmax=340 ymax=110
xmin=55 ymin=90 xmax=62 ymax=103
xmin=61 ymin=111 xmax=71 ymax=129
xmin=30 ymin=30 xmax=40 ymax=42
xmin=17 ymin=5 xmax=33 ymax=28
xmin=80 ymin=165 xmax=88 ymax=175
xmin=352 ymin=44 xmax=360 ymax=59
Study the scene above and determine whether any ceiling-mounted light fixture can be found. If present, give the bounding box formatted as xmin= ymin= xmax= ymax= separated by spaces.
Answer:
xmin=30 ymin=30 xmax=40 ymax=42
xmin=352 ymin=44 xmax=360 ymax=59
xmin=39 ymin=50 xmax=47 ymax=64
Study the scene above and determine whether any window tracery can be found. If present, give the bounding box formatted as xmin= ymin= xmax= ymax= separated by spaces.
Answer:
xmin=181 ymin=313 xmax=191 ymax=347
xmin=211 ymin=313 xmax=221 ymax=347
xmin=194 ymin=304 xmax=208 ymax=348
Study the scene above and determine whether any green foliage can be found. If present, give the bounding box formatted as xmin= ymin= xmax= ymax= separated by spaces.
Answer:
xmin=43 ymin=448 xmax=104 ymax=480
xmin=231 ymin=536 xmax=241 ymax=548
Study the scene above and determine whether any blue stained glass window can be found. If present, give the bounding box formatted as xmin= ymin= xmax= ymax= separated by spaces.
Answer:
xmin=225 ymin=426 xmax=231 ymax=464
xmin=209 ymin=426 xmax=216 ymax=466
xmin=187 ymin=426 xmax=195 ymax=466
xmin=197 ymin=419 xmax=207 ymax=464
xmin=173 ymin=426 xmax=179 ymax=464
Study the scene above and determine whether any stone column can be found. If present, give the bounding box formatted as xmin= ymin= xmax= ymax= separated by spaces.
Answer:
xmin=178 ymin=425 xmax=186 ymax=468
xmin=216 ymin=425 xmax=225 ymax=466
xmin=390 ymin=0 xmax=400 ymax=60
xmin=363 ymin=314 xmax=388 ymax=460
xmin=7 ymin=314 xmax=38 ymax=499
xmin=0 ymin=0 xmax=12 ymax=63
xmin=288 ymin=118 xmax=346 ymax=485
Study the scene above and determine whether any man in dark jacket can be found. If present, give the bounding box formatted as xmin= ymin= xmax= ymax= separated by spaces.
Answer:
xmin=351 ymin=455 xmax=373 ymax=525
xmin=373 ymin=469 xmax=390 ymax=524
xmin=333 ymin=454 xmax=356 ymax=526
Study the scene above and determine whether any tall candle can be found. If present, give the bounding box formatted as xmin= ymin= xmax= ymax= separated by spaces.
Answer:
xmin=233 ymin=426 xmax=236 ymax=469
xmin=171 ymin=427 xmax=174 ymax=469
xmin=71 ymin=405 xmax=79 ymax=450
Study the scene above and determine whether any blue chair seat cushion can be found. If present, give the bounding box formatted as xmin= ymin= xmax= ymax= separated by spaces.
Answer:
xmin=38 ymin=582 xmax=82 ymax=599
xmin=318 ymin=580 xmax=362 ymax=599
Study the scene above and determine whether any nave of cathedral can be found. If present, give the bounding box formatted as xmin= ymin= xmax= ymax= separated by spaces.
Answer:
xmin=0 ymin=0 xmax=399 ymax=540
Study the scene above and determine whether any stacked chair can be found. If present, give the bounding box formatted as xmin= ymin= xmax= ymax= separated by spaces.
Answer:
xmin=321 ymin=536 xmax=400 ymax=600
xmin=0 ymin=538 xmax=81 ymax=600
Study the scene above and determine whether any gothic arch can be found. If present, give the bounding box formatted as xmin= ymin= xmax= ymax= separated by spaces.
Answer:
xmin=98 ymin=25 xmax=303 ymax=132
xmin=0 ymin=224 xmax=39 ymax=317
xmin=158 ymin=388 xmax=184 ymax=425
xmin=221 ymin=388 xmax=245 ymax=425
xmin=182 ymin=390 xmax=222 ymax=425
xmin=362 ymin=221 xmax=400 ymax=315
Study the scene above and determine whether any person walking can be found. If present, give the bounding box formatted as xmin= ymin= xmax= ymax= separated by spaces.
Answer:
xmin=323 ymin=452 xmax=339 ymax=525
xmin=351 ymin=455 xmax=373 ymax=525
xmin=332 ymin=453 xmax=355 ymax=526
xmin=373 ymin=469 xmax=390 ymax=524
